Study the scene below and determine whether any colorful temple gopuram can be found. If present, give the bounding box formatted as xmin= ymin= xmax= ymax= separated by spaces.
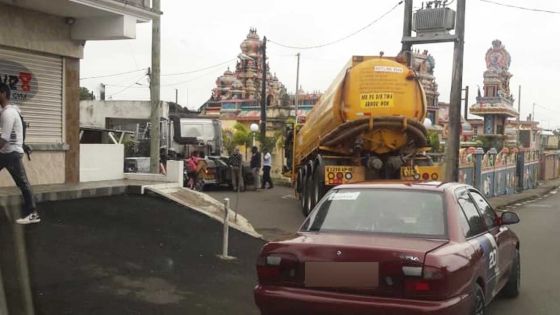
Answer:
xmin=411 ymin=49 xmax=440 ymax=125
xmin=470 ymin=40 xmax=519 ymax=135
xmin=200 ymin=28 xmax=320 ymax=131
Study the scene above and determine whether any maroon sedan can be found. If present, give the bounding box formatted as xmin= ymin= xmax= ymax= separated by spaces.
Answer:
xmin=254 ymin=182 xmax=520 ymax=315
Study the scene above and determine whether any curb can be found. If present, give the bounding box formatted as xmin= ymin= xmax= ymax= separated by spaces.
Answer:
xmin=145 ymin=186 xmax=263 ymax=240
xmin=491 ymin=182 xmax=560 ymax=210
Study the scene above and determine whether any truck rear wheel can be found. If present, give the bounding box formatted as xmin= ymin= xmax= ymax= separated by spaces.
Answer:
xmin=305 ymin=172 xmax=314 ymax=214
xmin=296 ymin=169 xmax=303 ymax=193
xmin=301 ymin=170 xmax=310 ymax=216
xmin=312 ymin=167 xmax=321 ymax=208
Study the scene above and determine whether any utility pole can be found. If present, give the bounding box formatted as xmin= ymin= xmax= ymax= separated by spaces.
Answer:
xmin=175 ymin=88 xmax=178 ymax=104
xmin=401 ymin=0 xmax=413 ymax=65
xmin=294 ymin=53 xmax=300 ymax=120
xmin=260 ymin=36 xmax=267 ymax=143
xmin=149 ymin=0 xmax=161 ymax=173
xmin=517 ymin=85 xmax=521 ymax=121
xmin=462 ymin=85 xmax=469 ymax=120
xmin=99 ymin=83 xmax=106 ymax=101
xmin=292 ymin=52 xmax=301 ymax=178
xmin=532 ymin=102 xmax=535 ymax=121
xmin=445 ymin=0 xmax=466 ymax=182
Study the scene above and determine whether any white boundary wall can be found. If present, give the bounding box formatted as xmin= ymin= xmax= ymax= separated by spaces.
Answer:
xmin=80 ymin=144 xmax=125 ymax=182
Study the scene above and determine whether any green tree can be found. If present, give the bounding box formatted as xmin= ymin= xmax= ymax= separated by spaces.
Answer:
xmin=80 ymin=87 xmax=95 ymax=100
xmin=222 ymin=129 xmax=236 ymax=155
xmin=427 ymin=131 xmax=441 ymax=153
xmin=223 ymin=123 xmax=260 ymax=156
xmin=258 ymin=131 xmax=280 ymax=153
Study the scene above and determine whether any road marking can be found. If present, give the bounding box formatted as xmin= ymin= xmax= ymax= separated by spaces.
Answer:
xmin=281 ymin=194 xmax=297 ymax=200
xmin=526 ymin=204 xmax=552 ymax=208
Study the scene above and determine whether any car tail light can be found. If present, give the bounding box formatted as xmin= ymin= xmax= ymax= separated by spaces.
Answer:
xmin=257 ymin=253 xmax=301 ymax=286
xmin=403 ymin=265 xmax=447 ymax=300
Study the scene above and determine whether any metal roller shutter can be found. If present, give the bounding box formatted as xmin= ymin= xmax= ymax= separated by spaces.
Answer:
xmin=0 ymin=46 xmax=63 ymax=144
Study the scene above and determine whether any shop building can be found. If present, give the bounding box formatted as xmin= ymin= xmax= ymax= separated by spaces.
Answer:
xmin=0 ymin=0 xmax=159 ymax=187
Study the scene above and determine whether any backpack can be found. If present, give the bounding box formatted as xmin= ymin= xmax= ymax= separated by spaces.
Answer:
xmin=186 ymin=157 xmax=198 ymax=173
xmin=17 ymin=112 xmax=32 ymax=160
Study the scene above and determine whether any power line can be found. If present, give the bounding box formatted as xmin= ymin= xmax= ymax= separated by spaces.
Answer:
xmin=161 ymin=58 xmax=236 ymax=76
xmin=105 ymin=83 xmax=148 ymax=89
xmin=479 ymin=0 xmax=560 ymax=14
xmin=80 ymin=68 xmax=148 ymax=80
xmin=161 ymin=67 xmax=224 ymax=87
xmin=107 ymin=74 xmax=148 ymax=98
xmin=268 ymin=1 xmax=403 ymax=50
xmin=535 ymin=103 xmax=560 ymax=115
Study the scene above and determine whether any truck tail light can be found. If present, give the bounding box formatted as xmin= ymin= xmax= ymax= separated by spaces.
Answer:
xmin=257 ymin=253 xmax=301 ymax=286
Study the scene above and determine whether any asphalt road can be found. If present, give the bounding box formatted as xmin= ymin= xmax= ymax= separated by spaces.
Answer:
xmin=207 ymin=184 xmax=560 ymax=314
xmin=488 ymin=188 xmax=560 ymax=314
xmin=205 ymin=185 xmax=305 ymax=240
xmin=24 ymin=194 xmax=264 ymax=315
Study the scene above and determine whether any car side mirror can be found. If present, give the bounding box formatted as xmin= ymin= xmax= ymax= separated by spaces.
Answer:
xmin=500 ymin=211 xmax=520 ymax=225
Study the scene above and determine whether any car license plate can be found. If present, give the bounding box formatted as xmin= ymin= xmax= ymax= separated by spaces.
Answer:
xmin=305 ymin=262 xmax=379 ymax=288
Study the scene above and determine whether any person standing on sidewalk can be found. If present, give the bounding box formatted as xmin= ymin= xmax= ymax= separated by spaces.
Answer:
xmin=262 ymin=148 xmax=273 ymax=189
xmin=0 ymin=83 xmax=39 ymax=224
xmin=250 ymin=146 xmax=261 ymax=190
xmin=229 ymin=147 xmax=244 ymax=191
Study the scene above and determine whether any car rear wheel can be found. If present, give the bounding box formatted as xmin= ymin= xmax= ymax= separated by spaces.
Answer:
xmin=473 ymin=283 xmax=486 ymax=315
xmin=502 ymin=249 xmax=520 ymax=298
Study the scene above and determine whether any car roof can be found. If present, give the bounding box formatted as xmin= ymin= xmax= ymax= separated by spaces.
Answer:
xmin=335 ymin=181 xmax=465 ymax=192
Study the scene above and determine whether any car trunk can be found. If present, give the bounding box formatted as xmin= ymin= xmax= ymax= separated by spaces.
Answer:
xmin=273 ymin=233 xmax=448 ymax=298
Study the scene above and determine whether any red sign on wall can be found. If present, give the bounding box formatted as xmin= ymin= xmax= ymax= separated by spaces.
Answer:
xmin=0 ymin=59 xmax=37 ymax=104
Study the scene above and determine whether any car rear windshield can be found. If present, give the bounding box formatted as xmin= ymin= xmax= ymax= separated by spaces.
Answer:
xmin=302 ymin=189 xmax=447 ymax=238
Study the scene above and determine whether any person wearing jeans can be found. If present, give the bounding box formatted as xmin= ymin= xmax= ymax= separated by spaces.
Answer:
xmin=0 ymin=83 xmax=39 ymax=224
xmin=261 ymin=148 xmax=273 ymax=189
xmin=250 ymin=146 xmax=261 ymax=190
xmin=229 ymin=147 xmax=244 ymax=191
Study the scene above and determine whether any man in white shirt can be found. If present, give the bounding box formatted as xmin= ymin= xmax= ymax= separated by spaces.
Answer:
xmin=0 ymin=83 xmax=39 ymax=224
xmin=261 ymin=148 xmax=273 ymax=189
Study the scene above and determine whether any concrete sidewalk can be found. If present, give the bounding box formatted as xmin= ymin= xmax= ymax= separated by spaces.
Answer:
xmin=489 ymin=178 xmax=560 ymax=209
xmin=0 ymin=179 xmax=179 ymax=215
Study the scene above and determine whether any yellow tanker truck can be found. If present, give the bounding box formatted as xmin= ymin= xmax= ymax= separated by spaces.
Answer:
xmin=288 ymin=55 xmax=442 ymax=215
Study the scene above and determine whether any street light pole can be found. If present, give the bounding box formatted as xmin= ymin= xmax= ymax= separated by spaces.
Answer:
xmin=250 ymin=123 xmax=259 ymax=147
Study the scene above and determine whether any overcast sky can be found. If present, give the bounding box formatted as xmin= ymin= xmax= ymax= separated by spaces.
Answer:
xmin=80 ymin=0 xmax=560 ymax=129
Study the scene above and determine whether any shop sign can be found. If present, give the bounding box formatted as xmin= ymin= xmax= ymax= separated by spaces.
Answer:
xmin=0 ymin=59 xmax=37 ymax=103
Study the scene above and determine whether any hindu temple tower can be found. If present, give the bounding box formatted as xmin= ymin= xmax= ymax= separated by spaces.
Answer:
xmin=470 ymin=40 xmax=518 ymax=138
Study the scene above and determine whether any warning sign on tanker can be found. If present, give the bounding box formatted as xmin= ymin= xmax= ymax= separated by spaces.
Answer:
xmin=324 ymin=166 xmax=364 ymax=185
xmin=360 ymin=93 xmax=394 ymax=108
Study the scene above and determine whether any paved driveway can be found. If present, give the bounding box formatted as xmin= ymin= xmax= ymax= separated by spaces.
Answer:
xmin=25 ymin=195 xmax=263 ymax=315
xmin=205 ymin=185 xmax=305 ymax=240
